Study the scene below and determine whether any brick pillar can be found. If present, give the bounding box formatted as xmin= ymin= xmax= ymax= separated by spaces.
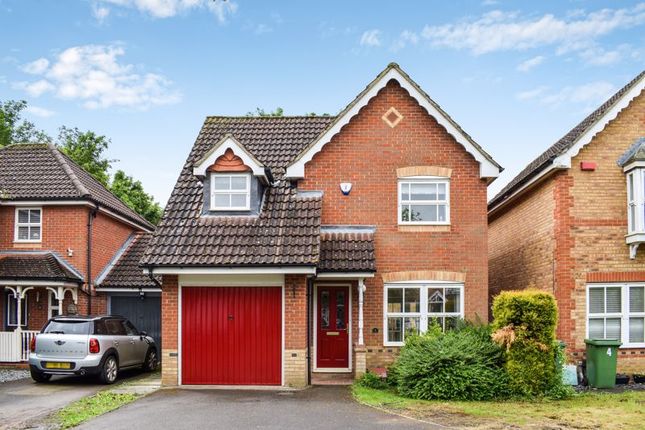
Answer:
xmin=161 ymin=275 xmax=178 ymax=386
xmin=284 ymin=275 xmax=308 ymax=387
xmin=354 ymin=345 xmax=367 ymax=379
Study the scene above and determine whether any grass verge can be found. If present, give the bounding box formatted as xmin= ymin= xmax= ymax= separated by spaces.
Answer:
xmin=55 ymin=391 xmax=140 ymax=429
xmin=353 ymin=385 xmax=645 ymax=429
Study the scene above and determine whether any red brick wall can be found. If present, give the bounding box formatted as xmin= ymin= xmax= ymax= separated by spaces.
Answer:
xmin=284 ymin=275 xmax=307 ymax=349
xmin=299 ymin=81 xmax=490 ymax=352
xmin=91 ymin=211 xmax=135 ymax=279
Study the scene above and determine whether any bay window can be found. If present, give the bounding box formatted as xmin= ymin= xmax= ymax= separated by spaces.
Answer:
xmin=384 ymin=283 xmax=464 ymax=346
xmin=587 ymin=284 xmax=645 ymax=347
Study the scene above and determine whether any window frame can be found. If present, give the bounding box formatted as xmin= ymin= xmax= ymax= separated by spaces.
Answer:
xmin=14 ymin=207 xmax=42 ymax=243
xmin=383 ymin=281 xmax=464 ymax=347
xmin=5 ymin=293 xmax=28 ymax=327
xmin=48 ymin=291 xmax=60 ymax=319
xmin=210 ymin=173 xmax=251 ymax=211
xmin=397 ymin=177 xmax=450 ymax=226
xmin=586 ymin=283 xmax=645 ymax=348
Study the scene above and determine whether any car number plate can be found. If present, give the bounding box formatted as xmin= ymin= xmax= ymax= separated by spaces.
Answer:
xmin=44 ymin=362 xmax=71 ymax=369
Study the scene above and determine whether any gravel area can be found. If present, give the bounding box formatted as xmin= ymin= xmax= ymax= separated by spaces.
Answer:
xmin=0 ymin=368 xmax=29 ymax=383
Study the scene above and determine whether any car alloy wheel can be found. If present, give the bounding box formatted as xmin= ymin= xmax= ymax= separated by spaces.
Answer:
xmin=105 ymin=357 xmax=117 ymax=383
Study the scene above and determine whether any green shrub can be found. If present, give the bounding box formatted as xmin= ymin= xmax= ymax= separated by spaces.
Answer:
xmin=394 ymin=323 xmax=508 ymax=400
xmin=492 ymin=290 xmax=563 ymax=397
xmin=356 ymin=371 xmax=389 ymax=390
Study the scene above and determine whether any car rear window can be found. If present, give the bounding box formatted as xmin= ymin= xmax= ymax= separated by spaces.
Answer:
xmin=43 ymin=320 xmax=91 ymax=335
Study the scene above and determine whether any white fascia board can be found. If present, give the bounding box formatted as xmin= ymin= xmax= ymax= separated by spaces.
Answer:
xmin=623 ymin=161 xmax=645 ymax=173
xmin=148 ymin=266 xmax=316 ymax=275
xmin=552 ymin=76 xmax=644 ymax=168
xmin=285 ymin=67 xmax=501 ymax=180
xmin=0 ymin=280 xmax=79 ymax=287
xmin=316 ymin=272 xmax=375 ymax=279
xmin=193 ymin=135 xmax=267 ymax=180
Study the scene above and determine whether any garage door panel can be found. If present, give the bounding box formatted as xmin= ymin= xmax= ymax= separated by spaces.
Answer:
xmin=182 ymin=287 xmax=281 ymax=385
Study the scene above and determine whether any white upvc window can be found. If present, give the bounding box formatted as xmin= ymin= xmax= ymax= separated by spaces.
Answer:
xmin=5 ymin=293 xmax=28 ymax=327
xmin=384 ymin=282 xmax=464 ymax=346
xmin=398 ymin=178 xmax=450 ymax=225
xmin=210 ymin=173 xmax=251 ymax=211
xmin=587 ymin=284 xmax=645 ymax=348
xmin=626 ymin=169 xmax=645 ymax=234
xmin=48 ymin=291 xmax=60 ymax=319
xmin=14 ymin=207 xmax=42 ymax=242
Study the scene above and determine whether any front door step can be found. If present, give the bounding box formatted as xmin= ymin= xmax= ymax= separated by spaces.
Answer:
xmin=311 ymin=372 xmax=354 ymax=386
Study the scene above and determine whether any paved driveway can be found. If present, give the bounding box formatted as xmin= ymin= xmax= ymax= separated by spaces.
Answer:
xmin=77 ymin=386 xmax=437 ymax=430
xmin=0 ymin=369 xmax=150 ymax=430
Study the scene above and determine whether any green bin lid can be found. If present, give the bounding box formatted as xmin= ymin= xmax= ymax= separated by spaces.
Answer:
xmin=584 ymin=338 xmax=622 ymax=346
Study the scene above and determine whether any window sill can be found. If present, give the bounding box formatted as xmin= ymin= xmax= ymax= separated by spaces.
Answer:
xmin=13 ymin=241 xmax=42 ymax=248
xmin=398 ymin=224 xmax=451 ymax=233
xmin=383 ymin=342 xmax=404 ymax=348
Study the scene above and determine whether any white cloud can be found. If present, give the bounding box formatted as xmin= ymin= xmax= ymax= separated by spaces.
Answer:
xmin=16 ymin=44 xmax=181 ymax=110
xmin=360 ymin=29 xmax=381 ymax=47
xmin=26 ymin=105 xmax=56 ymax=118
xmin=100 ymin=0 xmax=237 ymax=22
xmin=516 ymin=55 xmax=545 ymax=72
xmin=21 ymin=58 xmax=49 ymax=74
xmin=392 ymin=30 xmax=419 ymax=51
xmin=516 ymin=81 xmax=616 ymax=108
xmin=421 ymin=4 xmax=645 ymax=55
xmin=93 ymin=4 xmax=111 ymax=23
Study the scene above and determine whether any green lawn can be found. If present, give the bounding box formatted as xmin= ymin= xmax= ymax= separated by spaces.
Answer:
xmin=353 ymin=385 xmax=645 ymax=429
xmin=55 ymin=391 xmax=140 ymax=429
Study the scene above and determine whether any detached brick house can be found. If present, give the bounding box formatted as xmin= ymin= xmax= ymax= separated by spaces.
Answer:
xmin=0 ymin=143 xmax=158 ymax=362
xmin=489 ymin=71 xmax=645 ymax=373
xmin=142 ymin=63 xmax=502 ymax=387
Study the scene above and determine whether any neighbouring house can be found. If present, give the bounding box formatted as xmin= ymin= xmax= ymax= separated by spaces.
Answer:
xmin=488 ymin=71 xmax=645 ymax=373
xmin=142 ymin=63 xmax=502 ymax=387
xmin=0 ymin=143 xmax=159 ymax=363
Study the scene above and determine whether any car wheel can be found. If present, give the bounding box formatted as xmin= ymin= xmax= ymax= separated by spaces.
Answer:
xmin=99 ymin=355 xmax=118 ymax=384
xmin=30 ymin=369 xmax=51 ymax=383
xmin=143 ymin=348 xmax=158 ymax=372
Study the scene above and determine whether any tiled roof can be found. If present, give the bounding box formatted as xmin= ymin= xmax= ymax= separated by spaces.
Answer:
xmin=0 ymin=252 xmax=83 ymax=283
xmin=0 ymin=143 xmax=154 ymax=230
xmin=490 ymin=70 xmax=645 ymax=209
xmin=318 ymin=227 xmax=376 ymax=273
xmin=142 ymin=117 xmax=332 ymax=267
xmin=98 ymin=233 xmax=159 ymax=289
xmin=618 ymin=137 xmax=645 ymax=166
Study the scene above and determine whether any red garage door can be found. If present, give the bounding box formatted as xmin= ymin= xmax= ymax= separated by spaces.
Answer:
xmin=182 ymin=287 xmax=282 ymax=385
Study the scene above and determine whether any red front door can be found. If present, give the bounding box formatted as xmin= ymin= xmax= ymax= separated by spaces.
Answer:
xmin=316 ymin=286 xmax=349 ymax=368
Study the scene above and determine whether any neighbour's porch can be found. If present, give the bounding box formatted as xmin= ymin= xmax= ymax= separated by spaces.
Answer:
xmin=0 ymin=252 xmax=83 ymax=362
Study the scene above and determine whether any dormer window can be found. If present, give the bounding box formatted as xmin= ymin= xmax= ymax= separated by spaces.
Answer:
xmin=211 ymin=173 xmax=251 ymax=211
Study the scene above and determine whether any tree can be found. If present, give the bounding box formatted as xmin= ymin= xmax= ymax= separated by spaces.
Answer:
xmin=0 ymin=100 xmax=51 ymax=147
xmin=246 ymin=107 xmax=284 ymax=117
xmin=57 ymin=126 xmax=114 ymax=186
xmin=111 ymin=170 xmax=163 ymax=225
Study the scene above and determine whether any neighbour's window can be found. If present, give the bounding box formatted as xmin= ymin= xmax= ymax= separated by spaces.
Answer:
xmin=15 ymin=208 xmax=42 ymax=242
xmin=385 ymin=283 xmax=463 ymax=345
xmin=5 ymin=293 xmax=28 ymax=327
xmin=48 ymin=291 xmax=60 ymax=319
xmin=398 ymin=179 xmax=450 ymax=224
xmin=587 ymin=284 xmax=645 ymax=346
xmin=210 ymin=173 xmax=251 ymax=211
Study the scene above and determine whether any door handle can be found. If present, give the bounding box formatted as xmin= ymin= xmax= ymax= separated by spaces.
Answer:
xmin=130 ymin=339 xmax=136 ymax=344
xmin=114 ymin=341 xmax=119 ymax=347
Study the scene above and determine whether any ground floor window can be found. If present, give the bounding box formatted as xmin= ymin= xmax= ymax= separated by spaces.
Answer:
xmin=587 ymin=284 xmax=645 ymax=347
xmin=5 ymin=292 xmax=28 ymax=327
xmin=48 ymin=291 xmax=60 ymax=319
xmin=384 ymin=282 xmax=464 ymax=346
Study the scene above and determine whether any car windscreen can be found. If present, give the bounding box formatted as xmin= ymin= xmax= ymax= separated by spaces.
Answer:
xmin=43 ymin=320 xmax=92 ymax=335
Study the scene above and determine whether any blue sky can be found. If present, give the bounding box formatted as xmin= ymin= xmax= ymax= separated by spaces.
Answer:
xmin=1 ymin=0 xmax=644 ymax=204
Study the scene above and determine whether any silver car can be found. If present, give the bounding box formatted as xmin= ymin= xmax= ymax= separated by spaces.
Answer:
xmin=29 ymin=315 xmax=158 ymax=384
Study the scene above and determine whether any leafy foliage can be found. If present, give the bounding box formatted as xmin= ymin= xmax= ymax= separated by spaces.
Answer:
xmin=491 ymin=290 xmax=566 ymax=398
xmin=394 ymin=323 xmax=508 ymax=400
xmin=356 ymin=371 xmax=389 ymax=390
xmin=58 ymin=126 xmax=114 ymax=186
xmin=246 ymin=107 xmax=284 ymax=117
xmin=111 ymin=170 xmax=163 ymax=225
xmin=0 ymin=100 xmax=51 ymax=147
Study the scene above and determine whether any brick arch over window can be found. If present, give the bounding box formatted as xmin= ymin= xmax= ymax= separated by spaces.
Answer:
xmin=208 ymin=148 xmax=252 ymax=173
xmin=397 ymin=166 xmax=452 ymax=178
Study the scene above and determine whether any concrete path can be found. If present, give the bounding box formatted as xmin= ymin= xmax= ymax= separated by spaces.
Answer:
xmin=0 ymin=369 xmax=158 ymax=430
xmin=76 ymin=386 xmax=438 ymax=430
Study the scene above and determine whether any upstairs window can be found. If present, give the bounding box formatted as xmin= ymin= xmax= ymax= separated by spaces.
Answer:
xmin=14 ymin=208 xmax=42 ymax=242
xmin=626 ymin=169 xmax=645 ymax=235
xmin=398 ymin=178 xmax=450 ymax=225
xmin=210 ymin=173 xmax=251 ymax=211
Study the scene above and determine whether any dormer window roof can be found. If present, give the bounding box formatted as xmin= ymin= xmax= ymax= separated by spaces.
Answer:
xmin=193 ymin=134 xmax=271 ymax=184
xmin=618 ymin=137 xmax=645 ymax=259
